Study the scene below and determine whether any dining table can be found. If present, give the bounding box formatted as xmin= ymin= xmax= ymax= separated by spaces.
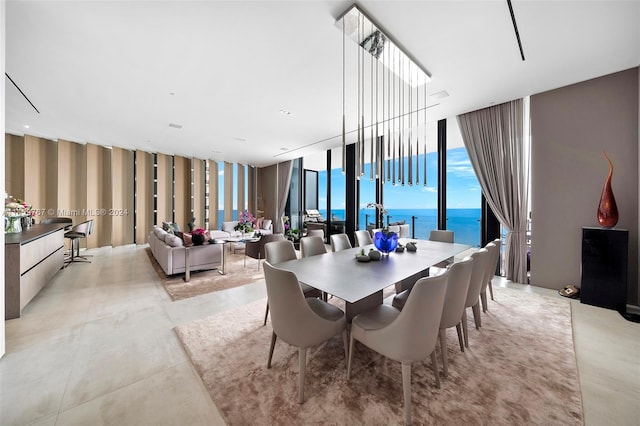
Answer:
xmin=275 ymin=238 xmax=472 ymax=321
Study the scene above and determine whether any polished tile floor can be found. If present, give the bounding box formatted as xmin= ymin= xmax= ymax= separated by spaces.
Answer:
xmin=1 ymin=244 xmax=638 ymax=425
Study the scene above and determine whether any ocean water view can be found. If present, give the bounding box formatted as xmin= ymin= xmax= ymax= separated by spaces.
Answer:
xmin=219 ymin=208 xmax=482 ymax=248
xmin=323 ymin=208 xmax=482 ymax=247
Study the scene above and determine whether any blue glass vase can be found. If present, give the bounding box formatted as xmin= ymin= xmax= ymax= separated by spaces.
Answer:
xmin=373 ymin=230 xmax=398 ymax=255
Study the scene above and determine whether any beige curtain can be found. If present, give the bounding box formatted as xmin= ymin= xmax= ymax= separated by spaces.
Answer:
xmin=457 ymin=99 xmax=530 ymax=283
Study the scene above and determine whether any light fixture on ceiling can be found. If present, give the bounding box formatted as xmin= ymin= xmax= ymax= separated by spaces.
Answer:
xmin=168 ymin=123 xmax=182 ymax=129
xmin=336 ymin=4 xmax=431 ymax=187
xmin=234 ymin=137 xmax=246 ymax=142
xmin=279 ymin=109 xmax=294 ymax=116
xmin=430 ymin=90 xmax=449 ymax=101
xmin=23 ymin=125 xmax=30 ymax=129
xmin=279 ymin=147 xmax=288 ymax=151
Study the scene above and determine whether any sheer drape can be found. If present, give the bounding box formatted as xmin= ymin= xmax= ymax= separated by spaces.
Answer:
xmin=456 ymin=99 xmax=530 ymax=283
xmin=275 ymin=161 xmax=293 ymax=233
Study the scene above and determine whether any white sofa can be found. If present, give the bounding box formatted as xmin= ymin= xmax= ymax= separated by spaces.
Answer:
xmin=148 ymin=227 xmax=228 ymax=276
xmin=222 ymin=219 xmax=273 ymax=235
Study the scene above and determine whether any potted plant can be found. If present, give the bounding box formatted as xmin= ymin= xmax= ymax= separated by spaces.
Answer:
xmin=234 ymin=210 xmax=255 ymax=235
xmin=283 ymin=216 xmax=301 ymax=248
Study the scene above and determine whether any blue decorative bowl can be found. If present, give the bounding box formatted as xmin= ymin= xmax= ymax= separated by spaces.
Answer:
xmin=373 ymin=231 xmax=398 ymax=254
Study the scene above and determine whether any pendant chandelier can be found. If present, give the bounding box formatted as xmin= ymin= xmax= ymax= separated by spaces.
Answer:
xmin=337 ymin=4 xmax=431 ymax=187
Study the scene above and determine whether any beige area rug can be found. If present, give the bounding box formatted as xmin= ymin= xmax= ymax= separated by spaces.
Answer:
xmin=175 ymin=287 xmax=583 ymax=425
xmin=146 ymin=247 xmax=265 ymax=301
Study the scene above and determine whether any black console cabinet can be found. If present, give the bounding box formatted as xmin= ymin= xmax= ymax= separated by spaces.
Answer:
xmin=581 ymin=227 xmax=628 ymax=311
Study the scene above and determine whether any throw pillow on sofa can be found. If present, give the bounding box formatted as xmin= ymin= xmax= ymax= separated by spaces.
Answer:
xmin=179 ymin=232 xmax=193 ymax=246
xmin=166 ymin=234 xmax=183 ymax=247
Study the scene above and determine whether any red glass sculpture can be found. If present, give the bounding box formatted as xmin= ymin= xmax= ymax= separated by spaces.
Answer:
xmin=597 ymin=151 xmax=619 ymax=228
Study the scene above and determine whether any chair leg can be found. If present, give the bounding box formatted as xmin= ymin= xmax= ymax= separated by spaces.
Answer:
xmin=401 ymin=362 xmax=412 ymax=425
xmin=456 ymin=323 xmax=464 ymax=352
xmin=263 ymin=302 xmax=269 ymax=326
xmin=462 ymin=310 xmax=469 ymax=349
xmin=430 ymin=352 xmax=441 ymax=389
xmin=347 ymin=335 xmax=355 ymax=380
xmin=298 ymin=347 xmax=306 ymax=404
xmin=489 ymin=281 xmax=494 ymax=301
xmin=257 ymin=253 xmax=261 ymax=270
xmin=342 ymin=330 xmax=349 ymax=364
xmin=439 ymin=329 xmax=448 ymax=378
xmin=472 ymin=302 xmax=482 ymax=329
xmin=481 ymin=291 xmax=488 ymax=312
xmin=267 ymin=332 xmax=277 ymax=368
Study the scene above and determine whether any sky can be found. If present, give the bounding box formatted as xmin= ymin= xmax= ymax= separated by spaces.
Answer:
xmin=319 ymin=146 xmax=481 ymax=211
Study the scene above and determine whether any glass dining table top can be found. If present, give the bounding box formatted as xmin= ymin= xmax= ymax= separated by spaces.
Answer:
xmin=274 ymin=239 xmax=471 ymax=304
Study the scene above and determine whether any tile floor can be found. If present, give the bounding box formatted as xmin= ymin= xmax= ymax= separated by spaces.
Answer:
xmin=1 ymin=244 xmax=638 ymax=425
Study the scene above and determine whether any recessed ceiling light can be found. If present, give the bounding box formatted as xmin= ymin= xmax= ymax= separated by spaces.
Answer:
xmin=429 ymin=90 xmax=449 ymax=100
xmin=280 ymin=147 xmax=288 ymax=151
xmin=169 ymin=92 xmax=175 ymax=96
xmin=168 ymin=123 xmax=182 ymax=129
xmin=24 ymin=125 xmax=30 ymax=129
xmin=212 ymin=150 xmax=222 ymax=154
xmin=279 ymin=109 xmax=294 ymax=116
xmin=234 ymin=137 xmax=246 ymax=142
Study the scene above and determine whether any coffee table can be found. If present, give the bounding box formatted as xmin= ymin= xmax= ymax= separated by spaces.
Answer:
xmin=212 ymin=237 xmax=260 ymax=275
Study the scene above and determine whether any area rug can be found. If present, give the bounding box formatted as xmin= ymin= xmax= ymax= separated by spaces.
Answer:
xmin=175 ymin=287 xmax=583 ymax=425
xmin=146 ymin=248 xmax=265 ymax=301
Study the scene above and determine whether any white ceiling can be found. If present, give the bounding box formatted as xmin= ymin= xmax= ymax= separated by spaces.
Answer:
xmin=5 ymin=1 xmax=639 ymax=167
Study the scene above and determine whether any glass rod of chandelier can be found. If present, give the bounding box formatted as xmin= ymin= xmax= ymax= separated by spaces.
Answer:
xmin=339 ymin=4 xmax=430 ymax=187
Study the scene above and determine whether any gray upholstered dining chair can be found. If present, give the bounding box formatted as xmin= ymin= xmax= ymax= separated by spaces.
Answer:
xmin=347 ymin=271 xmax=449 ymax=425
xmin=437 ymin=256 xmax=473 ymax=377
xmin=354 ymin=230 xmax=373 ymax=247
xmin=429 ymin=229 xmax=455 ymax=269
xmin=481 ymin=238 xmax=502 ymax=311
xmin=305 ymin=229 xmax=324 ymax=239
xmin=329 ymin=233 xmax=352 ymax=252
xmin=462 ymin=248 xmax=488 ymax=348
xmin=264 ymin=240 xmax=297 ymax=264
xmin=262 ymin=240 xmax=323 ymax=326
xmin=300 ymin=235 xmax=327 ymax=258
xmin=264 ymin=262 xmax=348 ymax=404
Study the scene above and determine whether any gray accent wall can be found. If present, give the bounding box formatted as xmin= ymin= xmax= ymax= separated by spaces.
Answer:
xmin=530 ymin=67 xmax=639 ymax=305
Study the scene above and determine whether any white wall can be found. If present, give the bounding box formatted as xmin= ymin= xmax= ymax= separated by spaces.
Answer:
xmin=530 ymin=68 xmax=639 ymax=305
xmin=1 ymin=0 xmax=7 ymax=357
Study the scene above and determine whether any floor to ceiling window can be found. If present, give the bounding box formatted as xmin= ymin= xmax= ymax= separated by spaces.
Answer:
xmin=232 ymin=163 xmax=238 ymax=220
xmin=328 ymin=147 xmax=346 ymax=225
xmin=217 ymin=162 xmax=224 ymax=223
xmin=446 ymin=120 xmax=482 ymax=247
xmin=359 ymin=162 xmax=376 ymax=229
xmin=380 ymin=121 xmax=439 ymax=239
xmin=302 ymin=118 xmax=482 ymax=245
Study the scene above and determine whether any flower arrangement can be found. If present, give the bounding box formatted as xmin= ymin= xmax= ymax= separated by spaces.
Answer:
xmin=234 ymin=210 xmax=255 ymax=233
xmin=283 ymin=216 xmax=300 ymax=241
xmin=366 ymin=202 xmax=387 ymax=227
xmin=5 ymin=198 xmax=34 ymax=218
xmin=191 ymin=228 xmax=206 ymax=236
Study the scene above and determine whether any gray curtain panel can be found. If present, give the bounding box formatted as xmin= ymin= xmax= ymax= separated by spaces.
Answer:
xmin=275 ymin=161 xmax=293 ymax=234
xmin=456 ymin=99 xmax=530 ymax=283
